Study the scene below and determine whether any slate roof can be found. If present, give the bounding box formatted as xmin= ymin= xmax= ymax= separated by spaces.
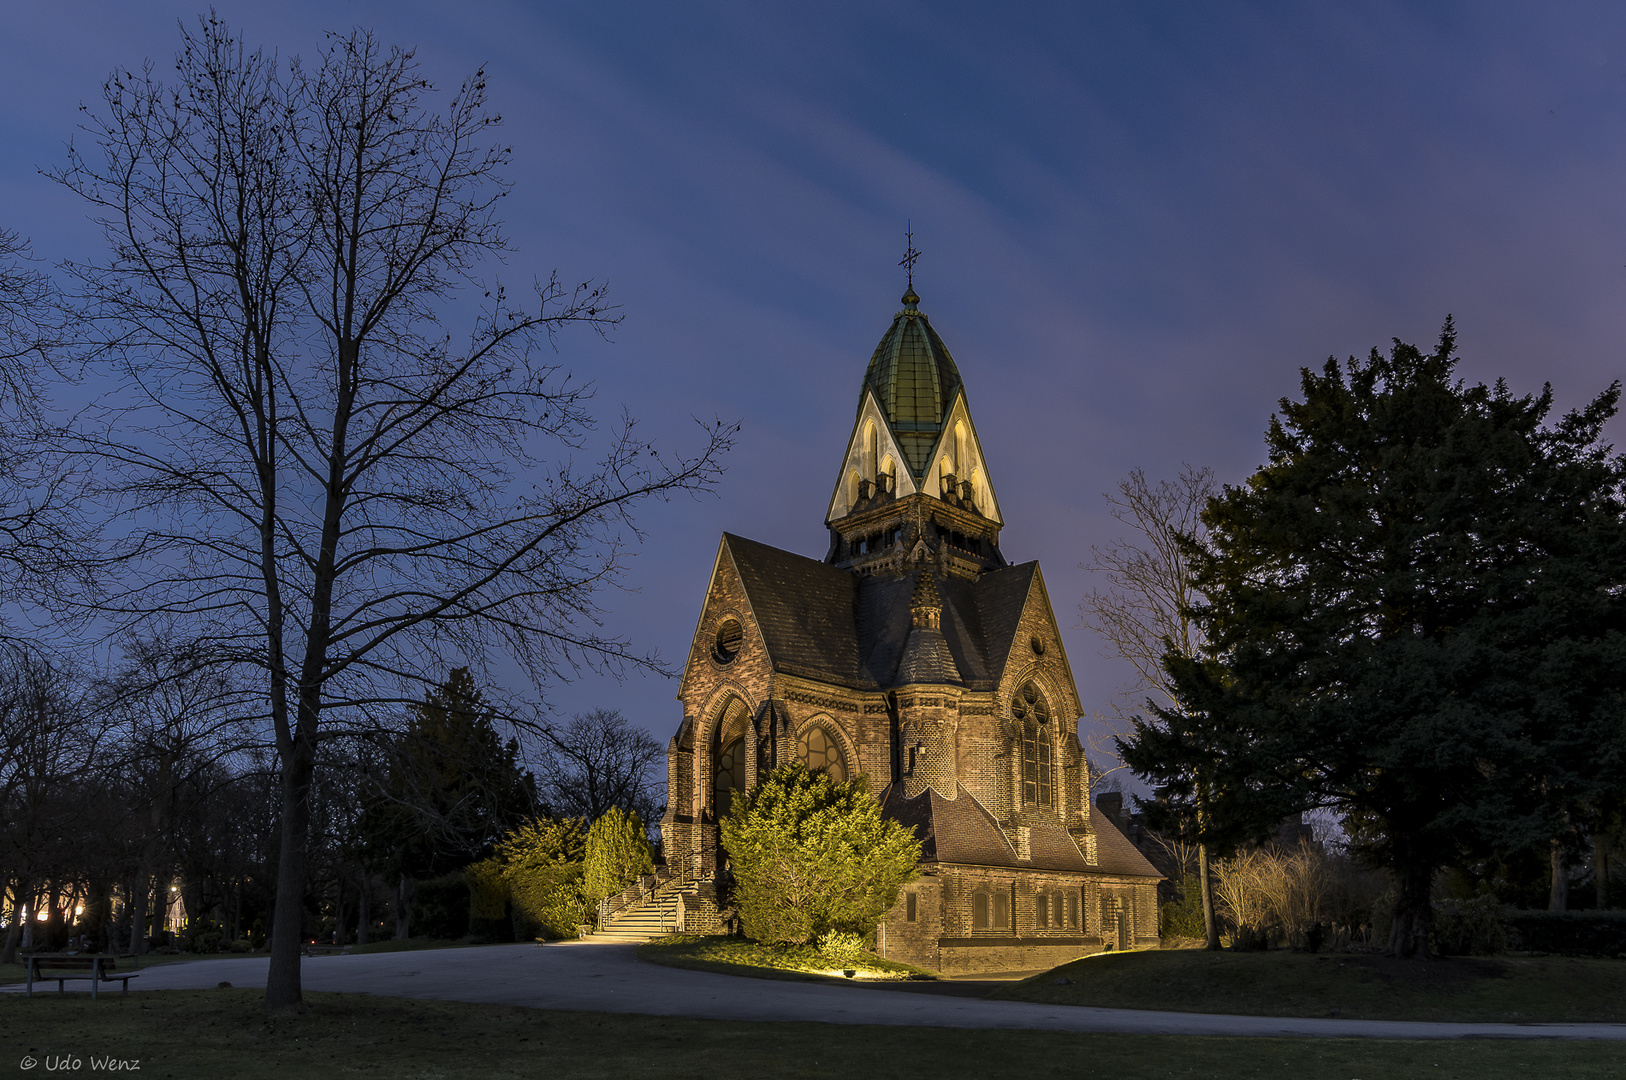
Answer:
xmin=878 ymin=783 xmax=1161 ymax=879
xmin=723 ymin=533 xmax=1037 ymax=692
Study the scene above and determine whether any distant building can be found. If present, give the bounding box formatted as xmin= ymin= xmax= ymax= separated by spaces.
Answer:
xmin=659 ymin=287 xmax=1161 ymax=974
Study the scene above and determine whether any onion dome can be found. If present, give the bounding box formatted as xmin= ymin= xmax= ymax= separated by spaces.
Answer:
xmin=862 ymin=290 xmax=963 ymax=480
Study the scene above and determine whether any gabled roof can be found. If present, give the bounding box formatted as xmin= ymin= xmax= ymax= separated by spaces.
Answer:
xmin=721 ymin=533 xmax=1043 ymax=692
xmin=878 ymin=783 xmax=1162 ymax=879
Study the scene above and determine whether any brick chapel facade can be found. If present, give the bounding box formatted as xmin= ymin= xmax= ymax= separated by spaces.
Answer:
xmin=659 ymin=286 xmax=1161 ymax=975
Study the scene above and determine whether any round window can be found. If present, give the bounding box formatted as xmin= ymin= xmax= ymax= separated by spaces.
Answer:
xmin=713 ymin=618 xmax=743 ymax=664
xmin=1012 ymin=681 xmax=1050 ymax=725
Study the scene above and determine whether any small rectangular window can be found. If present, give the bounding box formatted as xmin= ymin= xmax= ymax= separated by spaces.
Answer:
xmin=906 ymin=892 xmax=918 ymax=922
xmin=993 ymin=889 xmax=1009 ymax=930
xmin=972 ymin=893 xmax=989 ymax=930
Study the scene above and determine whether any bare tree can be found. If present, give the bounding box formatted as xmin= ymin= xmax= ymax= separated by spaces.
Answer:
xmin=536 ymin=708 xmax=664 ymax=825
xmin=1080 ymin=464 xmax=1221 ymax=948
xmin=54 ymin=20 xmax=731 ymax=1008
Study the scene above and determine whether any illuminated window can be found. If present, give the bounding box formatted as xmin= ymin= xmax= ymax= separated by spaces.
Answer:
xmin=1015 ymin=682 xmax=1053 ymax=807
xmin=714 ymin=736 xmax=744 ymax=818
xmin=797 ymin=727 xmax=848 ymax=782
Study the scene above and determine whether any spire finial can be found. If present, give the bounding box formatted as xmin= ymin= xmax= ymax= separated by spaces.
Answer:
xmin=899 ymin=221 xmax=922 ymax=307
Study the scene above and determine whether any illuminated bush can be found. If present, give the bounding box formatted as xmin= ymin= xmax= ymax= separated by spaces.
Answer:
xmin=584 ymin=806 xmax=655 ymax=902
xmin=721 ymin=764 xmax=920 ymax=945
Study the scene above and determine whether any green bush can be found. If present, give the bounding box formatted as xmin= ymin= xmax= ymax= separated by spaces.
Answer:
xmin=1506 ymin=910 xmax=1626 ymax=957
xmin=471 ymin=816 xmax=594 ymax=940
xmin=1160 ymin=873 xmax=1208 ymax=939
xmin=1432 ymin=896 xmax=1509 ymax=956
xmin=816 ymin=930 xmax=866 ymax=964
xmin=721 ymin=763 xmax=921 ymax=945
xmin=411 ymin=873 xmax=470 ymax=939
xmin=185 ymin=918 xmax=224 ymax=954
xmin=584 ymin=806 xmax=655 ymax=902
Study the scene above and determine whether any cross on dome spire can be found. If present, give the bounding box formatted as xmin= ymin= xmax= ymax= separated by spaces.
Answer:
xmin=899 ymin=221 xmax=922 ymax=299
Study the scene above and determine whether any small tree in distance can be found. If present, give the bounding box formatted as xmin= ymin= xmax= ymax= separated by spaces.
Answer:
xmin=1081 ymin=464 xmax=1222 ymax=949
xmin=583 ymin=806 xmax=654 ymax=903
xmin=721 ymin=764 xmax=920 ymax=945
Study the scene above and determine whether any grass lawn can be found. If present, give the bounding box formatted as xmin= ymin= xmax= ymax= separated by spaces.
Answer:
xmin=993 ymin=947 xmax=1626 ymax=1023
xmin=0 ymin=950 xmax=257 ymax=986
xmin=3 ymin=990 xmax=1621 ymax=1079
xmin=637 ymin=934 xmax=938 ymax=982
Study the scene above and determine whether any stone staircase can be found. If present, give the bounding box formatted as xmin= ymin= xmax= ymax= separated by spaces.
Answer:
xmin=595 ymin=886 xmax=686 ymax=940
xmin=590 ymin=866 xmax=727 ymax=941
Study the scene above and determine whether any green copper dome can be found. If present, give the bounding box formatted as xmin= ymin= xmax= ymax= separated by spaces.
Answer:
xmin=862 ymin=290 xmax=963 ymax=479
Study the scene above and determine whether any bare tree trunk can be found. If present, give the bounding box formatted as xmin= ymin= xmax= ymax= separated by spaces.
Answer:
xmin=394 ymin=875 xmax=413 ymax=940
xmin=264 ymin=735 xmax=315 ymax=1011
xmin=128 ymin=876 xmax=149 ymax=956
xmin=1549 ymin=841 xmax=1569 ymax=912
xmin=1598 ymin=835 xmax=1611 ymax=910
xmin=356 ymin=874 xmax=371 ymax=946
xmin=0 ymin=876 xmax=27 ymax=965
xmin=1198 ymin=842 xmax=1220 ymax=950
xmin=1387 ymin=862 xmax=1432 ymax=959
xmin=332 ymin=877 xmax=346 ymax=947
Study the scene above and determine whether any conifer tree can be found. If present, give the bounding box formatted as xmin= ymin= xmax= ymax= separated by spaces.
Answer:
xmin=582 ymin=806 xmax=654 ymax=903
xmin=1122 ymin=322 xmax=1626 ymax=957
xmin=722 ymin=764 xmax=920 ymax=944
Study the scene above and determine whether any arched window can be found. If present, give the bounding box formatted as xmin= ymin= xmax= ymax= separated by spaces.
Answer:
xmin=796 ymin=726 xmax=848 ymax=782
xmin=938 ymin=454 xmax=955 ymax=498
xmin=1015 ymin=682 xmax=1054 ymax=807
xmin=863 ymin=422 xmax=878 ymax=482
xmin=714 ymin=736 xmax=744 ymax=819
xmin=879 ymin=455 xmax=896 ymax=495
xmin=992 ymin=888 xmax=1010 ymax=930
xmin=1035 ymin=890 xmax=1050 ymax=929
xmin=972 ymin=892 xmax=990 ymax=930
xmin=955 ymin=421 xmax=968 ymax=480
xmin=848 ymin=469 xmax=861 ymax=509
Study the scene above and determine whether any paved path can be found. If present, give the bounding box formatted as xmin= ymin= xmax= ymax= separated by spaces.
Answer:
xmin=10 ymin=940 xmax=1626 ymax=1040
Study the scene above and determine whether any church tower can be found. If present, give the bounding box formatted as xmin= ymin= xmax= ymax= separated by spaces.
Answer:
xmin=824 ymin=288 xmax=1005 ymax=578
xmin=656 ymin=278 xmax=1161 ymax=971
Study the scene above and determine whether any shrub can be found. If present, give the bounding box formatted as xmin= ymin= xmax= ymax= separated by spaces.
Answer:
xmin=1160 ymin=873 xmax=1208 ymax=939
xmin=185 ymin=918 xmax=224 ymax=954
xmin=464 ymin=859 xmax=514 ymax=943
xmin=1505 ymin=910 xmax=1626 ymax=957
xmin=584 ymin=806 xmax=655 ymax=902
xmin=816 ymin=930 xmax=866 ymax=964
xmin=721 ymin=763 xmax=921 ymax=945
xmin=471 ymin=816 xmax=594 ymax=939
xmin=411 ymin=873 xmax=470 ymax=939
xmin=1431 ymin=896 xmax=1508 ymax=956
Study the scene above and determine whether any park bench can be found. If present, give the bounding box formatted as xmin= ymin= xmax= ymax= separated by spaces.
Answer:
xmin=25 ymin=954 xmax=139 ymax=999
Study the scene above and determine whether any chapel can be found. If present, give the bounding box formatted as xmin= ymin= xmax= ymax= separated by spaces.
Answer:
xmin=658 ymin=285 xmax=1161 ymax=975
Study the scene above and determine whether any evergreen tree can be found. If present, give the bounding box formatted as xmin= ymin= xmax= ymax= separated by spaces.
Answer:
xmin=582 ymin=806 xmax=654 ymax=902
xmin=358 ymin=669 xmax=536 ymax=893
xmin=721 ymin=764 xmax=920 ymax=945
xmin=1122 ymin=322 xmax=1626 ymax=957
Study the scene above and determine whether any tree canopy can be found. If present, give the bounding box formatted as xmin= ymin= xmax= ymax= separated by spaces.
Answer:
xmin=1121 ymin=321 xmax=1626 ymax=957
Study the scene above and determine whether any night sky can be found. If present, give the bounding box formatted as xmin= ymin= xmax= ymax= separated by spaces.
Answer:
xmin=4 ymin=2 xmax=1624 ymax=779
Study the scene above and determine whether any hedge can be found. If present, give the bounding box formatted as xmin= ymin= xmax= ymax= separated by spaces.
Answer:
xmin=1505 ymin=910 xmax=1626 ymax=957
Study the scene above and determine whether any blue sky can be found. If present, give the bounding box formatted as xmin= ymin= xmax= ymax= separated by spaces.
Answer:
xmin=4 ymin=2 xmax=1625 ymax=777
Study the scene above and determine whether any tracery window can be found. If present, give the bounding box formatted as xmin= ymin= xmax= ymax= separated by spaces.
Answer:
xmin=797 ymin=726 xmax=848 ymax=783
xmin=714 ymin=736 xmax=744 ymax=819
xmin=1015 ymin=682 xmax=1053 ymax=807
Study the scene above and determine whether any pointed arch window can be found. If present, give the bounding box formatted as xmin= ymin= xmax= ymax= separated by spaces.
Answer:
xmin=714 ymin=736 xmax=744 ymax=819
xmin=1015 ymin=682 xmax=1053 ymax=808
xmin=796 ymin=725 xmax=848 ymax=783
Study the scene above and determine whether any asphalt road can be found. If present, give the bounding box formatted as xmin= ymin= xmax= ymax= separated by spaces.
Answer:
xmin=10 ymin=939 xmax=1626 ymax=1040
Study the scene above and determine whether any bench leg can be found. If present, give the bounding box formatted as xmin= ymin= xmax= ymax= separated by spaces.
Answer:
xmin=91 ymin=974 xmax=98 ymax=1001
